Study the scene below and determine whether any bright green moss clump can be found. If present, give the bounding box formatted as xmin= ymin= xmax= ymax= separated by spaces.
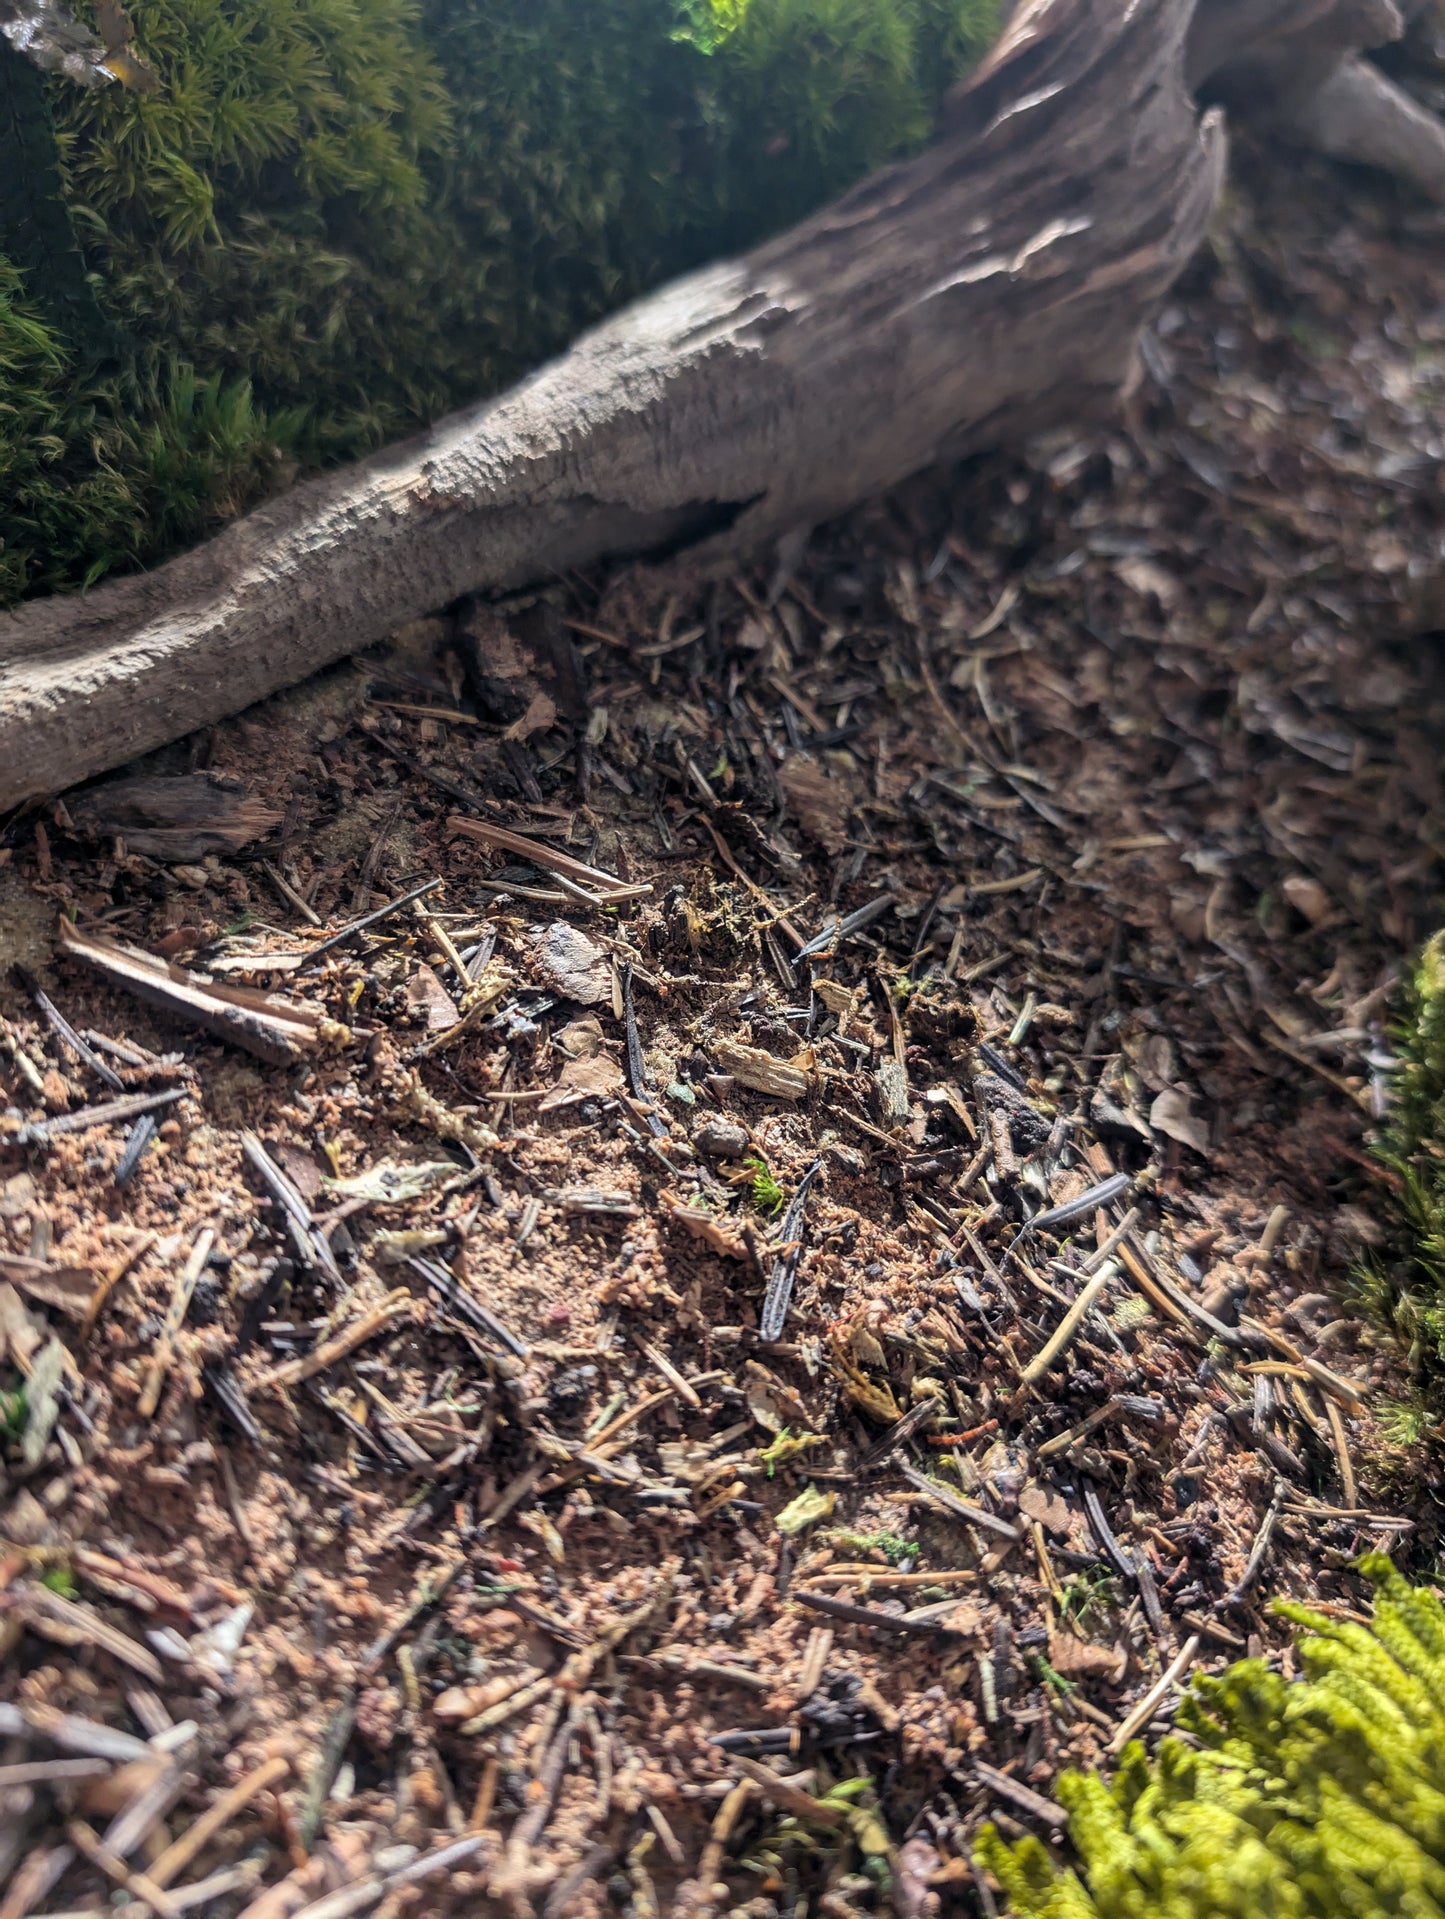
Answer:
xmin=978 ymin=1555 xmax=1445 ymax=1919
xmin=0 ymin=0 xmax=1000 ymax=602
xmin=1354 ymin=930 xmax=1445 ymax=1396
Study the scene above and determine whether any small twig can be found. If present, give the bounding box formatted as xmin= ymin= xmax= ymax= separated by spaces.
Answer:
xmin=16 ymin=1086 xmax=185 ymax=1147
xmin=241 ymin=1131 xmax=342 ymax=1283
xmin=1024 ymin=1173 xmax=1133 ymax=1236
xmin=728 ymin=1756 xmax=844 ymax=1827
xmin=260 ymin=859 xmax=323 ymax=926
xmin=1109 ymin=1635 xmax=1200 ymax=1753
xmin=898 ymin=1463 xmax=1020 ymax=1541
xmin=760 ymin=1157 xmax=823 ymax=1341
xmin=253 ymin=1290 xmax=414 ymax=1391
xmin=66 ymin=1820 xmax=184 ymax=1919
xmin=1224 ymin=1483 xmax=1285 ymax=1608
xmin=1019 ymin=1262 xmax=1116 ymax=1386
xmin=1323 ymin=1394 xmax=1358 ymax=1510
xmin=138 ymin=1227 xmax=215 ymax=1418
xmin=635 ymin=1336 xmax=702 ymax=1409
xmin=13 ymin=964 xmax=124 ymax=1091
xmin=150 ymin=1756 xmax=290 ymax=1889
xmin=447 ymin=815 xmax=650 ymax=899
xmin=971 ymin=1761 xmax=1066 ymax=1828
xmin=304 ymin=875 xmax=444 ymax=963
xmin=794 ymin=1589 xmax=971 ymax=1637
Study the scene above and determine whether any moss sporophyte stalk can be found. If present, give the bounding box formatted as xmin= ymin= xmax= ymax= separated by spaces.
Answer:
xmin=0 ymin=0 xmax=1001 ymax=602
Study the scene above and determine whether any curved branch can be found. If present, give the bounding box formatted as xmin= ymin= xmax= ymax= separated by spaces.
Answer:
xmin=0 ymin=0 xmax=1223 ymax=812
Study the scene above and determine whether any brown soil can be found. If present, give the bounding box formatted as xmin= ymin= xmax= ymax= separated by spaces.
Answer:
xmin=0 ymin=142 xmax=1442 ymax=1919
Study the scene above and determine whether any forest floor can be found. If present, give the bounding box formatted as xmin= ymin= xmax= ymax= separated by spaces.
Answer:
xmin=1 ymin=140 xmax=1443 ymax=1919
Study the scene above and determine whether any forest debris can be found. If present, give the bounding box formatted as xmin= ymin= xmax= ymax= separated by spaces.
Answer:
xmin=795 ymin=1589 xmax=971 ymax=1637
xmin=1025 ymin=1172 xmax=1133 ymax=1235
xmin=1019 ymin=1263 xmax=1117 ymax=1386
xmin=1108 ymin=1635 xmax=1201 ymax=1752
xmin=59 ymin=923 xmax=343 ymax=1065
xmin=66 ymin=1819 xmax=184 ymax=1919
xmin=448 ymin=815 xmax=651 ymax=900
xmin=530 ymin=923 xmax=612 ymax=1004
xmin=713 ymin=1038 xmax=813 ymax=1100
xmin=13 ymin=962 xmax=125 ymax=1091
xmin=660 ymin=1195 xmax=748 ymax=1260
xmin=973 ymin=1762 xmax=1065 ymax=1829
xmin=302 ymin=876 xmax=443 ymax=962
xmin=1048 ymin=1630 xmax=1126 ymax=1683
xmin=406 ymin=963 xmax=460 ymax=1030
xmin=14 ymin=1582 xmax=165 ymax=1682
xmin=68 ymin=772 xmax=280 ymax=862
xmin=540 ymin=1052 xmax=624 ymax=1108
xmin=1148 ymin=1086 xmax=1210 ymax=1154
xmin=0 ymin=1251 xmax=94 ymax=1318
xmin=727 ymin=1755 xmax=846 ymax=1827
xmin=253 ymin=1289 xmax=417 ymax=1391
xmin=323 ymin=1159 xmax=458 ymax=1205
xmin=561 ymin=1188 xmax=642 ymax=1219
xmin=760 ymin=1157 xmax=824 ymax=1340
xmin=18 ymin=1334 xmax=66 ymax=1463
xmin=242 ymin=1132 xmax=341 ymax=1283
xmin=10 ymin=1085 xmax=186 ymax=1147
xmin=694 ymin=1118 xmax=750 ymax=1159
xmin=138 ymin=1226 xmax=215 ymax=1417
xmin=774 ymin=1485 xmax=835 ymax=1534
xmin=898 ymin=1464 xmax=1021 ymax=1541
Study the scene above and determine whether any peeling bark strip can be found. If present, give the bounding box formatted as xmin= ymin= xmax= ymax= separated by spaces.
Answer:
xmin=1 ymin=0 xmax=1437 ymax=810
xmin=0 ymin=0 xmax=1223 ymax=808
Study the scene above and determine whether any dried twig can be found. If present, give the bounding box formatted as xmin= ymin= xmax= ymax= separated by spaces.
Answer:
xmin=1109 ymin=1635 xmax=1201 ymax=1753
xmin=253 ymin=1290 xmax=416 ymax=1391
xmin=139 ymin=1226 xmax=215 ymax=1417
xmin=1019 ymin=1262 xmax=1117 ymax=1386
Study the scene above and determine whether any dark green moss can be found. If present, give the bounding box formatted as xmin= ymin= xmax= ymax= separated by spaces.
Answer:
xmin=0 ymin=0 xmax=1000 ymax=601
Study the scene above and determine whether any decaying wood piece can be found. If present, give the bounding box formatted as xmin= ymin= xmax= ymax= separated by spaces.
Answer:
xmin=2 ymin=0 xmax=1439 ymax=811
xmin=0 ymin=0 xmax=1223 ymax=810
xmin=1191 ymin=0 xmax=1445 ymax=198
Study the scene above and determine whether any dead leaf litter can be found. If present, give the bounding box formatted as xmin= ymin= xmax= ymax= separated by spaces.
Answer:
xmin=0 ymin=146 xmax=1443 ymax=1916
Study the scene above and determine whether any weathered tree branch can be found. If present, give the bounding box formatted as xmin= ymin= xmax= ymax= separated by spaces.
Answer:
xmin=0 ymin=0 xmax=1222 ymax=811
xmin=1 ymin=0 xmax=1438 ymax=811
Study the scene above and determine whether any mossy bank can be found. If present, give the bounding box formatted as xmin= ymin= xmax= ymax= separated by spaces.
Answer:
xmin=0 ymin=0 xmax=999 ymax=603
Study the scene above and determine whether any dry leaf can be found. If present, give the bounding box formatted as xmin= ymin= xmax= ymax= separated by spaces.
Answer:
xmin=1048 ymin=1629 xmax=1127 ymax=1683
xmin=0 ymin=1254 xmax=93 ymax=1319
xmin=1018 ymin=1482 xmax=1079 ymax=1538
xmin=503 ymin=691 xmax=558 ymax=741
xmin=778 ymin=754 xmax=849 ymax=854
xmin=540 ymin=1053 xmax=624 ymax=1110
xmin=405 ymin=963 xmax=459 ymax=1031
xmin=530 ymin=923 xmax=612 ymax=1004
xmin=1149 ymin=1086 xmax=1210 ymax=1155
xmin=743 ymin=1359 xmax=812 ymax=1435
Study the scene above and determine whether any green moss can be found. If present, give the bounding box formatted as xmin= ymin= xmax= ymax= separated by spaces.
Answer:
xmin=745 ymin=1154 xmax=788 ymax=1215
xmin=1355 ymin=931 xmax=1445 ymax=1389
xmin=0 ymin=0 xmax=1001 ymax=601
xmin=978 ymin=1555 xmax=1445 ymax=1919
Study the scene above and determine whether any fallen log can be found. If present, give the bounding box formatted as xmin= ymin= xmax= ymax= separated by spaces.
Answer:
xmin=0 ymin=0 xmax=1436 ymax=811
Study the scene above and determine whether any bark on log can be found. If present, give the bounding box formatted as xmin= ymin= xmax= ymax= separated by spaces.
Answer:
xmin=0 ymin=0 xmax=1224 ymax=810
xmin=0 ymin=0 xmax=1437 ymax=811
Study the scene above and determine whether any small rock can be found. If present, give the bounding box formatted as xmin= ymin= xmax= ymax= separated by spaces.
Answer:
xmin=693 ymin=1118 xmax=749 ymax=1159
